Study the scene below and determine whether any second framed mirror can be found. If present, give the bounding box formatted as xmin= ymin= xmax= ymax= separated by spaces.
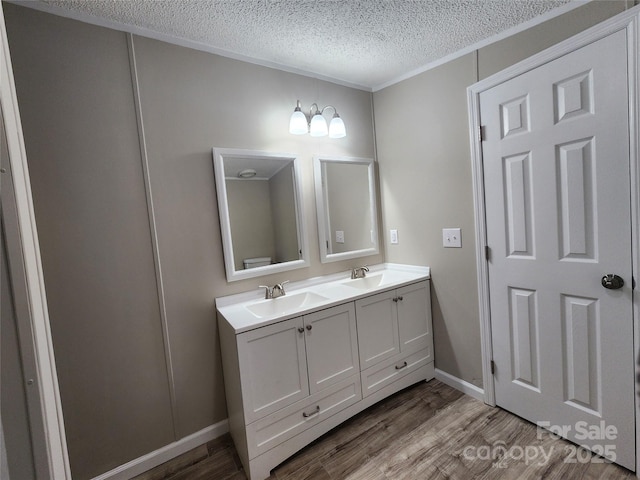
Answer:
xmin=313 ymin=155 xmax=379 ymax=263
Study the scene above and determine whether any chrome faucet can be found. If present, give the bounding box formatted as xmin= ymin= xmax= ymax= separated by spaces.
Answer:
xmin=259 ymin=281 xmax=289 ymax=299
xmin=351 ymin=266 xmax=369 ymax=279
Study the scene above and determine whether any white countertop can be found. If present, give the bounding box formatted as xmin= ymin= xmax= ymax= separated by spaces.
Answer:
xmin=216 ymin=263 xmax=430 ymax=333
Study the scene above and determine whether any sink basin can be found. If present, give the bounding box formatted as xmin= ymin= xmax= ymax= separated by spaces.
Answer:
xmin=341 ymin=273 xmax=386 ymax=290
xmin=246 ymin=292 xmax=329 ymax=318
xmin=341 ymin=271 xmax=406 ymax=290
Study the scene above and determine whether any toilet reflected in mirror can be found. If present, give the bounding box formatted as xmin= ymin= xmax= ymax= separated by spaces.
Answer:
xmin=243 ymin=257 xmax=272 ymax=269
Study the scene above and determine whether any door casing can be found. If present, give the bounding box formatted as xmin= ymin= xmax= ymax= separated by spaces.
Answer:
xmin=0 ymin=1 xmax=71 ymax=478
xmin=468 ymin=5 xmax=640 ymax=475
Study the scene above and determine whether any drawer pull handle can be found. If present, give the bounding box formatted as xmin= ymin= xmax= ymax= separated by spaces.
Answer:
xmin=395 ymin=361 xmax=408 ymax=370
xmin=297 ymin=327 xmax=304 ymax=333
xmin=303 ymin=406 xmax=320 ymax=418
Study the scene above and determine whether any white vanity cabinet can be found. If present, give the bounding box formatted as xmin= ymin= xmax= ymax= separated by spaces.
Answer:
xmin=219 ymin=302 xmax=362 ymax=476
xmin=356 ymin=281 xmax=434 ymax=397
xmin=217 ymin=269 xmax=434 ymax=480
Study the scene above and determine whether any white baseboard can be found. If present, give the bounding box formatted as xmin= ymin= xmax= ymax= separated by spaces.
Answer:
xmin=435 ymin=368 xmax=485 ymax=402
xmin=90 ymin=419 xmax=229 ymax=480
xmin=91 ymin=371 xmax=481 ymax=480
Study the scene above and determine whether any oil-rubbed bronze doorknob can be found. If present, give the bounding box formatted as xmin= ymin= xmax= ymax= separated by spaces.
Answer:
xmin=602 ymin=274 xmax=624 ymax=290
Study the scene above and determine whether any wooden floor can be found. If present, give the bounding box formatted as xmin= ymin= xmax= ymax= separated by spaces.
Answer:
xmin=133 ymin=379 xmax=634 ymax=480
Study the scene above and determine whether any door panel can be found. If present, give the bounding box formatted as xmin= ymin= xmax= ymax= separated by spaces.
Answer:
xmin=561 ymin=294 xmax=599 ymax=412
xmin=237 ymin=317 xmax=309 ymax=424
xmin=503 ymin=152 xmax=534 ymax=258
xmin=304 ymin=303 xmax=359 ymax=394
xmin=397 ymin=281 xmax=433 ymax=356
xmin=355 ymin=290 xmax=400 ymax=368
xmin=481 ymin=29 xmax=635 ymax=469
xmin=509 ymin=287 xmax=539 ymax=391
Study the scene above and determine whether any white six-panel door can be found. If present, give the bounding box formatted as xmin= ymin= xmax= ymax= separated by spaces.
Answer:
xmin=480 ymin=29 xmax=635 ymax=469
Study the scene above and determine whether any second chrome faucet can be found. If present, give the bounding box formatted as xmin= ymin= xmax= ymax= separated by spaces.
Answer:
xmin=351 ymin=265 xmax=369 ymax=279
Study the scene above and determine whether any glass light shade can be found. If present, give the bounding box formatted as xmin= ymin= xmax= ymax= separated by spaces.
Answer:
xmin=309 ymin=113 xmax=328 ymax=137
xmin=329 ymin=115 xmax=346 ymax=138
xmin=289 ymin=110 xmax=308 ymax=135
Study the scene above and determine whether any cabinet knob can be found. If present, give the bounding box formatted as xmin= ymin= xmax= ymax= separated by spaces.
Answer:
xmin=398 ymin=296 xmax=403 ymax=301
xmin=297 ymin=327 xmax=304 ymax=333
xmin=306 ymin=324 xmax=313 ymax=331
xmin=393 ymin=297 xmax=398 ymax=302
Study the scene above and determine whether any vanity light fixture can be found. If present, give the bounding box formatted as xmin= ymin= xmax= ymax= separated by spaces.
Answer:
xmin=289 ymin=100 xmax=346 ymax=139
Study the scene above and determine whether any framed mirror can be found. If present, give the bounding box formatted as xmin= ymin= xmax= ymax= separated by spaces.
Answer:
xmin=212 ymin=148 xmax=309 ymax=282
xmin=313 ymin=155 xmax=379 ymax=263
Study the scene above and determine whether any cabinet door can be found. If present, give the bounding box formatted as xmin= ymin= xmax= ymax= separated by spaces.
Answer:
xmin=397 ymin=281 xmax=433 ymax=359
xmin=238 ymin=317 xmax=309 ymax=424
xmin=355 ymin=290 xmax=400 ymax=369
xmin=304 ymin=303 xmax=360 ymax=395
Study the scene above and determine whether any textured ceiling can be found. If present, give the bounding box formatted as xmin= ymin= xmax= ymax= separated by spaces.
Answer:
xmin=34 ymin=0 xmax=575 ymax=90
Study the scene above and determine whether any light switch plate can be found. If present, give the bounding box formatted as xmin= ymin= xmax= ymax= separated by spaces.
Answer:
xmin=336 ymin=230 xmax=345 ymax=244
xmin=390 ymin=229 xmax=399 ymax=245
xmin=443 ymin=228 xmax=462 ymax=248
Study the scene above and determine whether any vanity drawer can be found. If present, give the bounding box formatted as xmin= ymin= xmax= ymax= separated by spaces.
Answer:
xmin=360 ymin=348 xmax=431 ymax=397
xmin=247 ymin=376 xmax=361 ymax=459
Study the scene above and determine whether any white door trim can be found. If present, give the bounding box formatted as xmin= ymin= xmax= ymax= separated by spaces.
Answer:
xmin=0 ymin=2 xmax=71 ymax=478
xmin=468 ymin=4 xmax=640 ymax=474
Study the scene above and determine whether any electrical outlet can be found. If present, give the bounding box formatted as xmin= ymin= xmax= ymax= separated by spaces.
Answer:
xmin=335 ymin=230 xmax=345 ymax=244
xmin=443 ymin=228 xmax=462 ymax=248
xmin=390 ymin=229 xmax=399 ymax=245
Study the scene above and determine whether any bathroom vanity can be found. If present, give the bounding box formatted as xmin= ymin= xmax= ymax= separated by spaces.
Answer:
xmin=216 ymin=264 xmax=434 ymax=480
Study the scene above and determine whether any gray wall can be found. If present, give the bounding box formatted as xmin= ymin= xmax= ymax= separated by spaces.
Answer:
xmin=130 ymin=32 xmax=378 ymax=442
xmin=373 ymin=0 xmax=630 ymax=388
xmin=477 ymin=0 xmax=631 ymax=80
xmin=270 ymin=166 xmax=299 ymax=264
xmin=374 ymin=53 xmax=481 ymax=385
xmin=227 ymin=168 xmax=299 ymax=269
xmin=4 ymin=5 xmax=175 ymax=478
xmin=3 ymin=0 xmax=633 ymax=478
xmin=326 ymin=162 xmax=372 ymax=253
xmin=228 ymin=179 xmax=277 ymax=269
xmin=4 ymin=3 xmax=378 ymax=478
